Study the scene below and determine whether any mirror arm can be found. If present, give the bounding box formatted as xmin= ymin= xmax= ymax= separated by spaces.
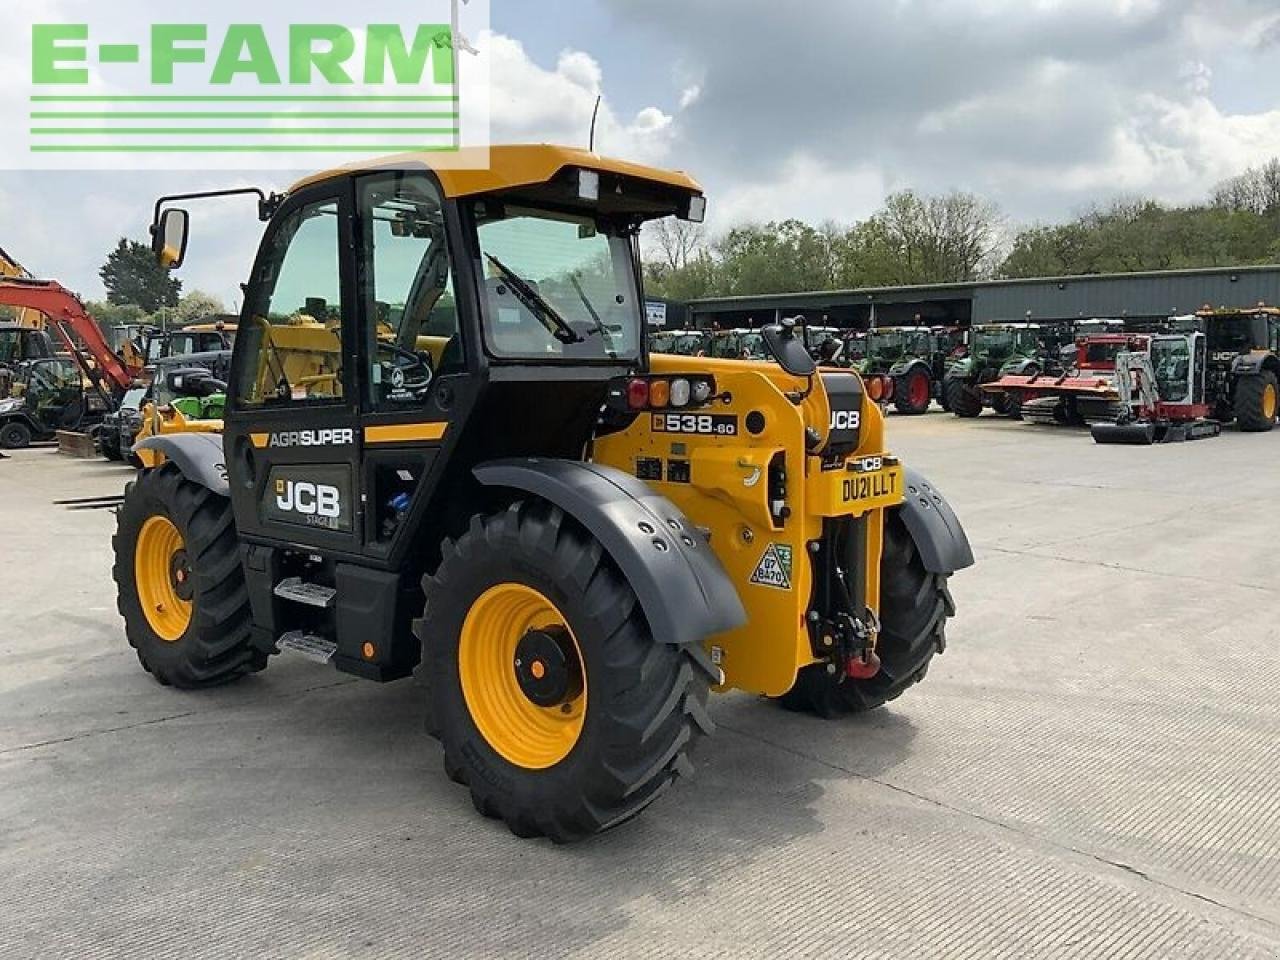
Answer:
xmin=152 ymin=187 xmax=284 ymax=227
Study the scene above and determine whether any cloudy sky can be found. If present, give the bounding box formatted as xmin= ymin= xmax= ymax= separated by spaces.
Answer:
xmin=3 ymin=0 xmax=1280 ymax=305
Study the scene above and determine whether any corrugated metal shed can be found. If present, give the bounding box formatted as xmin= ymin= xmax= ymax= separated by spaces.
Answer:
xmin=973 ymin=266 xmax=1280 ymax=322
xmin=685 ymin=265 xmax=1280 ymax=328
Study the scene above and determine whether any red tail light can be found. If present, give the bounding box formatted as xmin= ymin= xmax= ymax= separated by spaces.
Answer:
xmin=627 ymin=378 xmax=650 ymax=409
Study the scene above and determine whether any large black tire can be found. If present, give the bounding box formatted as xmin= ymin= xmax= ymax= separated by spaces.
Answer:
xmin=113 ymin=464 xmax=264 ymax=688
xmin=100 ymin=432 xmax=124 ymax=462
xmin=0 ymin=420 xmax=32 ymax=449
xmin=777 ymin=512 xmax=954 ymax=717
xmin=416 ymin=500 xmax=716 ymax=842
xmin=894 ymin=369 xmax=932 ymax=415
xmin=945 ymin=378 xmax=982 ymax=418
xmin=1234 ymin=371 xmax=1278 ymax=433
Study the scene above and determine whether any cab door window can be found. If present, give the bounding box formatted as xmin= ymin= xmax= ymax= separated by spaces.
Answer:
xmin=358 ymin=172 xmax=458 ymax=411
xmin=235 ymin=199 xmax=344 ymax=407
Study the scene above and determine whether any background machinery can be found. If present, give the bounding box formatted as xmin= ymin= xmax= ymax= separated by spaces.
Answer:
xmin=0 ymin=355 xmax=112 ymax=448
xmin=1091 ymin=332 xmax=1219 ymax=444
xmin=115 ymin=145 xmax=972 ymax=842
xmin=1193 ymin=305 xmax=1280 ymax=431
xmin=982 ymin=332 xmax=1142 ymax=427
xmin=854 ymin=326 xmax=944 ymax=415
xmin=944 ymin=323 xmax=1056 ymax=419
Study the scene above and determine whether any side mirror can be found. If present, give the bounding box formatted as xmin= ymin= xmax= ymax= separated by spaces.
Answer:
xmin=762 ymin=317 xmax=817 ymax=378
xmin=152 ymin=208 xmax=190 ymax=270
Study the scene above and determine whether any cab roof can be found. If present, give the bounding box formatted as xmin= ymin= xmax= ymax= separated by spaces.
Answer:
xmin=289 ymin=144 xmax=703 ymax=199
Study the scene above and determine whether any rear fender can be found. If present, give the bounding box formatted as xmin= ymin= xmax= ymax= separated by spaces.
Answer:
xmin=134 ymin=433 xmax=228 ymax=496
xmin=896 ymin=469 xmax=974 ymax=575
xmin=1232 ymin=353 xmax=1276 ymax=377
xmin=889 ymin=359 xmax=930 ymax=380
xmin=474 ymin=458 xmax=747 ymax=651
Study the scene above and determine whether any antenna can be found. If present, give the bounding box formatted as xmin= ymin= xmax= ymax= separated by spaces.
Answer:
xmin=589 ymin=95 xmax=602 ymax=152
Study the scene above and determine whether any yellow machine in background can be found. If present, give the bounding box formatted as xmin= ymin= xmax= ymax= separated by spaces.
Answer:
xmin=0 ymin=245 xmax=43 ymax=330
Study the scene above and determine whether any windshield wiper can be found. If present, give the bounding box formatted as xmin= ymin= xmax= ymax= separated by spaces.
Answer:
xmin=569 ymin=273 xmax=615 ymax=356
xmin=485 ymin=254 xmax=583 ymax=345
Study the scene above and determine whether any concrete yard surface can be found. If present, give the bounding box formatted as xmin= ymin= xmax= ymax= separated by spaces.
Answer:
xmin=0 ymin=416 xmax=1277 ymax=959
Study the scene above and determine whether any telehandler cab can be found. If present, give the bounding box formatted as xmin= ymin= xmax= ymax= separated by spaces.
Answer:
xmin=116 ymin=146 xmax=972 ymax=841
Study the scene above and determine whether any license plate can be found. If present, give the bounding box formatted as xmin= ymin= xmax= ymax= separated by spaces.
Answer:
xmin=841 ymin=469 xmax=900 ymax=504
xmin=809 ymin=464 xmax=905 ymax=516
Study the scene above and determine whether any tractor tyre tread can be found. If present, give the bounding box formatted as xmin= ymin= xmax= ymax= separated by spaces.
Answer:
xmin=0 ymin=421 xmax=33 ymax=450
xmin=894 ymin=369 xmax=933 ymax=416
xmin=945 ymin=379 xmax=983 ymax=418
xmin=113 ymin=463 xmax=264 ymax=689
xmin=1234 ymin=371 xmax=1278 ymax=433
xmin=776 ymin=512 xmax=952 ymax=717
xmin=416 ymin=499 xmax=713 ymax=843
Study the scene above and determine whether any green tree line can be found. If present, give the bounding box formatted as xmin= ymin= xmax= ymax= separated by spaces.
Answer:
xmin=644 ymin=159 xmax=1280 ymax=300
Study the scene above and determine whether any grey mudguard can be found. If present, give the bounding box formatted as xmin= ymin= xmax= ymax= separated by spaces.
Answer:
xmin=888 ymin=359 xmax=929 ymax=379
xmin=474 ymin=458 xmax=748 ymax=648
xmin=134 ymin=433 xmax=229 ymax=496
xmin=896 ymin=468 xmax=974 ymax=574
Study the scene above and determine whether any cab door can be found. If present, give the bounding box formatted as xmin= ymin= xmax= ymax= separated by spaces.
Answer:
xmin=223 ymin=182 xmax=365 ymax=555
xmin=352 ymin=169 xmax=471 ymax=565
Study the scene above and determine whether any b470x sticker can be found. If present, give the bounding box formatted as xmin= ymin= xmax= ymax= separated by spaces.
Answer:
xmin=750 ymin=543 xmax=793 ymax=590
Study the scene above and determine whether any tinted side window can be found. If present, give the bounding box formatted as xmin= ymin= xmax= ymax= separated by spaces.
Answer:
xmin=236 ymin=200 xmax=344 ymax=407
xmin=357 ymin=172 xmax=458 ymax=411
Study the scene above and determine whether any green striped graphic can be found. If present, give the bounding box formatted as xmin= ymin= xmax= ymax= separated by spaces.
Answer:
xmin=30 ymin=95 xmax=459 ymax=103
xmin=31 ymin=145 xmax=462 ymax=153
xmin=31 ymin=112 xmax=459 ymax=119
xmin=32 ymin=128 xmax=459 ymax=136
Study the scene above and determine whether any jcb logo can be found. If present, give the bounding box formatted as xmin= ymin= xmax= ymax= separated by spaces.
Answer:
xmin=275 ymin=479 xmax=341 ymax=519
xmin=830 ymin=410 xmax=861 ymax=431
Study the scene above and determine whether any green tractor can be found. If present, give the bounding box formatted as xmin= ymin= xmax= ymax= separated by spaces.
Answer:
xmin=944 ymin=323 xmax=1050 ymax=418
xmin=853 ymin=327 xmax=942 ymax=415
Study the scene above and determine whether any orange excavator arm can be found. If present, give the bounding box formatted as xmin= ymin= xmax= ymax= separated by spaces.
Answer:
xmin=0 ymin=277 xmax=135 ymax=396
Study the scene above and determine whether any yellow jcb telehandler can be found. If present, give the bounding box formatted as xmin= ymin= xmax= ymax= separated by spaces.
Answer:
xmin=115 ymin=146 xmax=972 ymax=841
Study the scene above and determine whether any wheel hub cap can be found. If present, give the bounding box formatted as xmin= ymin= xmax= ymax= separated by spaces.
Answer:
xmin=514 ymin=626 xmax=582 ymax=707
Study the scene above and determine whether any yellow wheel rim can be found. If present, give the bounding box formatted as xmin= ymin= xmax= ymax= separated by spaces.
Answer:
xmin=1264 ymin=383 xmax=1277 ymax=421
xmin=135 ymin=515 xmax=193 ymax=643
xmin=458 ymin=584 xmax=586 ymax=770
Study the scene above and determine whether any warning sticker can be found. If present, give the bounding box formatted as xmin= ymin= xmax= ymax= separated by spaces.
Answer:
xmin=750 ymin=543 xmax=793 ymax=590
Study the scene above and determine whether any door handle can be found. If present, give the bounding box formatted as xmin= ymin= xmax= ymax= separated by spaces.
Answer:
xmin=236 ymin=435 xmax=258 ymax=488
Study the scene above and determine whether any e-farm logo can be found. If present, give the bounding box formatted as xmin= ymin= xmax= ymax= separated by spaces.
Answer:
xmin=6 ymin=1 xmax=489 ymax=170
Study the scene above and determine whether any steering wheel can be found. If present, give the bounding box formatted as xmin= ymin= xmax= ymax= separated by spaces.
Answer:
xmin=377 ymin=341 xmax=434 ymax=398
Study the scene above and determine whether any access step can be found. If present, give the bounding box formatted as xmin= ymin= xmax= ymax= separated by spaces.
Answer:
xmin=277 ymin=631 xmax=338 ymax=664
xmin=273 ymin=577 xmax=337 ymax=608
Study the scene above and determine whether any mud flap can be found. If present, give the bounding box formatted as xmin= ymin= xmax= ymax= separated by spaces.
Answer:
xmin=134 ymin=433 xmax=229 ymax=494
xmin=474 ymin=459 xmax=747 ymax=651
xmin=896 ymin=469 xmax=974 ymax=575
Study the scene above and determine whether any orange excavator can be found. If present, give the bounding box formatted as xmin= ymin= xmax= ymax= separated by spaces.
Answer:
xmin=0 ymin=276 xmax=137 ymax=402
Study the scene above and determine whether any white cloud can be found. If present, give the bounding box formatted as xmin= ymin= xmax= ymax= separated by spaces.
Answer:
xmin=713 ymin=153 xmax=887 ymax=229
xmin=486 ymin=32 xmax=679 ymax=165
